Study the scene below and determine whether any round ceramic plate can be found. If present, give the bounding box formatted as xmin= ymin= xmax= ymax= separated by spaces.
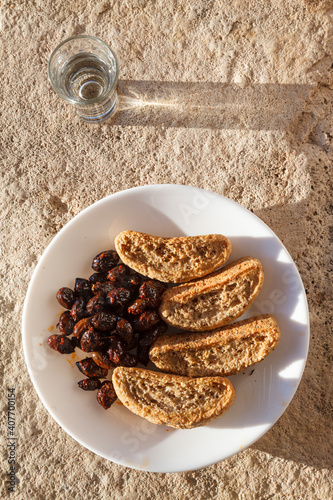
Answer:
xmin=22 ymin=185 xmax=309 ymax=473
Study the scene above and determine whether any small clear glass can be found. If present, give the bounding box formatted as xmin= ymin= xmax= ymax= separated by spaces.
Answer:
xmin=48 ymin=35 xmax=119 ymax=123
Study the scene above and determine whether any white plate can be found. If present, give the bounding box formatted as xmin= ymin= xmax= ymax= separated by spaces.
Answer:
xmin=22 ymin=185 xmax=309 ymax=472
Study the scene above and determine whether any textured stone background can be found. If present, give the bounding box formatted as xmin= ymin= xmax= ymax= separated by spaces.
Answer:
xmin=1 ymin=0 xmax=332 ymax=498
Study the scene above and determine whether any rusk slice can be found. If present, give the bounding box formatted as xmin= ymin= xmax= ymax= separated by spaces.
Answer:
xmin=159 ymin=257 xmax=264 ymax=331
xmin=112 ymin=367 xmax=235 ymax=429
xmin=114 ymin=231 xmax=231 ymax=283
xmin=149 ymin=314 xmax=280 ymax=377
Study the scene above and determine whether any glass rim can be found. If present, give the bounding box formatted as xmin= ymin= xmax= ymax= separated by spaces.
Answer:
xmin=47 ymin=35 xmax=119 ymax=105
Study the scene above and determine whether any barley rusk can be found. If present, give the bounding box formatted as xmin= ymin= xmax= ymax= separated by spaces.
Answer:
xmin=112 ymin=367 xmax=235 ymax=429
xmin=149 ymin=314 xmax=280 ymax=377
xmin=159 ymin=257 xmax=264 ymax=331
xmin=115 ymin=231 xmax=232 ymax=283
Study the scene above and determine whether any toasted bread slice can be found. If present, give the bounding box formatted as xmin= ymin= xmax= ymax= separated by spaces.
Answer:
xmin=159 ymin=257 xmax=264 ymax=331
xmin=150 ymin=314 xmax=280 ymax=377
xmin=112 ymin=367 xmax=235 ymax=429
xmin=114 ymin=231 xmax=231 ymax=283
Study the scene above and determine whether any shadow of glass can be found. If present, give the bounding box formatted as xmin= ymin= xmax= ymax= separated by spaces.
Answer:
xmin=109 ymin=80 xmax=313 ymax=130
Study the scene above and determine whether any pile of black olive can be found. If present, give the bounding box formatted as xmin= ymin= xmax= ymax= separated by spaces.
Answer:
xmin=47 ymin=249 xmax=167 ymax=409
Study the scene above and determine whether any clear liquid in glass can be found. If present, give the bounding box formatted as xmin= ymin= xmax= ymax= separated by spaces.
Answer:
xmin=48 ymin=36 xmax=119 ymax=123
xmin=60 ymin=53 xmax=114 ymax=103
xmin=58 ymin=52 xmax=118 ymax=122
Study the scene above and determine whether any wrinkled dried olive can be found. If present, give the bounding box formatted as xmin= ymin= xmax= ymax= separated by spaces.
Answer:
xmin=106 ymin=287 xmax=132 ymax=307
xmin=157 ymin=321 xmax=168 ymax=335
xmin=80 ymin=328 xmax=101 ymax=352
xmin=70 ymin=296 xmax=88 ymax=322
xmin=57 ymin=311 xmax=75 ymax=336
xmin=116 ymin=317 xmax=133 ymax=344
xmin=76 ymin=358 xmax=108 ymax=379
xmin=139 ymin=281 xmax=163 ymax=308
xmin=108 ymin=265 xmax=142 ymax=290
xmin=111 ymin=304 xmax=127 ymax=318
xmin=137 ymin=322 xmax=167 ymax=350
xmin=97 ymin=381 xmax=117 ymax=409
xmin=74 ymin=278 xmax=92 ymax=299
xmin=92 ymin=351 xmax=115 ymax=370
xmin=127 ymin=298 xmax=148 ymax=316
xmin=72 ymin=317 xmax=92 ymax=339
xmin=56 ymin=287 xmax=75 ymax=309
xmin=125 ymin=332 xmax=140 ymax=351
xmin=132 ymin=310 xmax=160 ymax=332
xmin=137 ymin=345 xmax=150 ymax=366
xmin=48 ymin=334 xmax=75 ymax=354
xmin=119 ymin=353 xmax=138 ymax=367
xmin=147 ymin=279 xmax=166 ymax=294
xmin=52 ymin=247 xmax=169 ymax=409
xmin=78 ymin=379 xmax=102 ymax=391
xmin=97 ymin=335 xmax=117 ymax=353
xmin=107 ymin=264 xmax=131 ymax=285
xmin=86 ymin=294 xmax=106 ymax=315
xmin=89 ymin=272 xmax=108 ymax=284
xmin=91 ymin=311 xmax=117 ymax=331
xmin=139 ymin=328 xmax=163 ymax=348
xmin=92 ymin=250 xmax=119 ymax=273
xmin=107 ymin=336 xmax=126 ymax=364
xmin=91 ymin=281 xmax=115 ymax=296
xmin=122 ymin=272 xmax=141 ymax=292
xmin=71 ymin=336 xmax=81 ymax=349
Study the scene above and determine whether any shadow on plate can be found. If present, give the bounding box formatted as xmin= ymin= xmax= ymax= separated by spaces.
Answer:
xmin=107 ymin=197 xmax=187 ymax=240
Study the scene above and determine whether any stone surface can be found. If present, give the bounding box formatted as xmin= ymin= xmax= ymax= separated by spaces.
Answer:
xmin=0 ymin=0 xmax=332 ymax=498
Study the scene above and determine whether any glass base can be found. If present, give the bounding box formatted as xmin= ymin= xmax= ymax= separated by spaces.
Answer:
xmin=75 ymin=92 xmax=118 ymax=123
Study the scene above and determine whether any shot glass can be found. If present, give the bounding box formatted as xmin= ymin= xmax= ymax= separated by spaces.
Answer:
xmin=48 ymin=35 xmax=119 ymax=123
